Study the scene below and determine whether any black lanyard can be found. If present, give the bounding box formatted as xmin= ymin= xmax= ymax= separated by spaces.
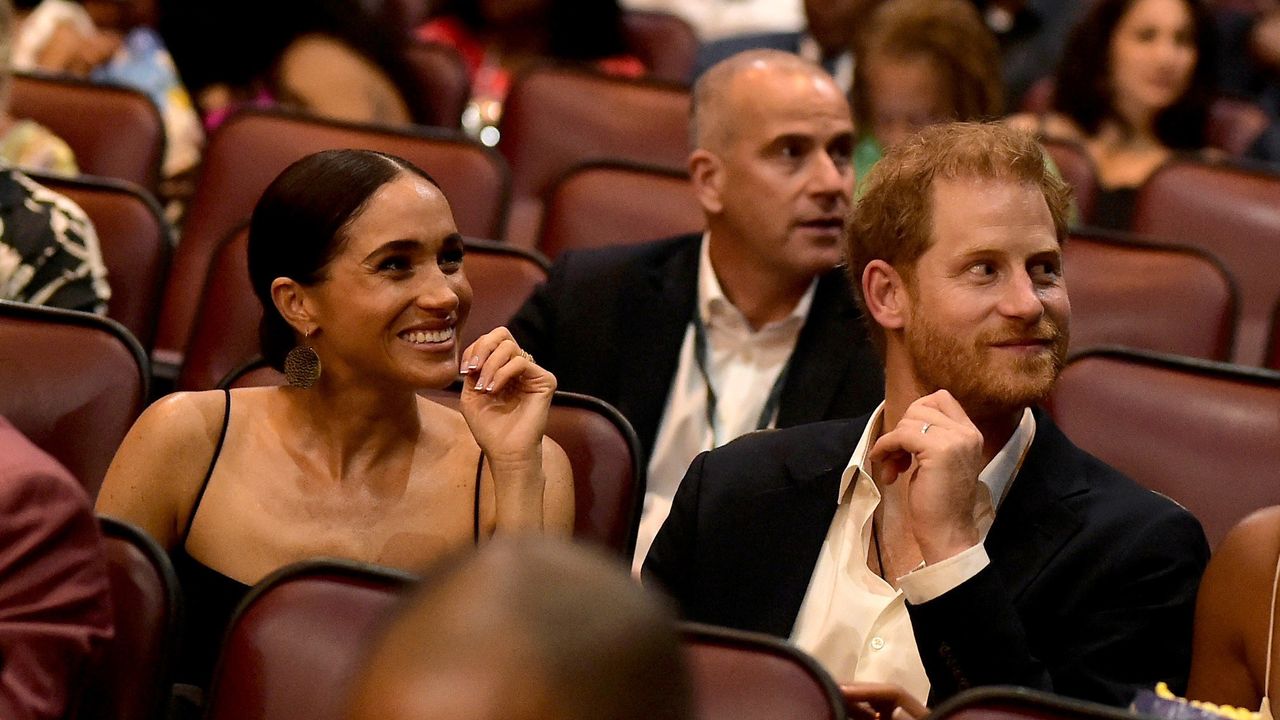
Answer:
xmin=690 ymin=312 xmax=791 ymax=447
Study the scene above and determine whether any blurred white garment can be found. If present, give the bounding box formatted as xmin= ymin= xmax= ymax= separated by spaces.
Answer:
xmin=620 ymin=0 xmax=804 ymax=41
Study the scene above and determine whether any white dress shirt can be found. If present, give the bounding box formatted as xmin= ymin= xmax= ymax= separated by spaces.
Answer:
xmin=790 ymin=403 xmax=1036 ymax=698
xmin=619 ymin=0 xmax=804 ymax=41
xmin=632 ymin=235 xmax=815 ymax=574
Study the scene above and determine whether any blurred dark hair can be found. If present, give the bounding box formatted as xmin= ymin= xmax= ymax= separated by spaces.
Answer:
xmin=1052 ymin=0 xmax=1216 ymax=149
xmin=442 ymin=0 xmax=630 ymax=61
xmin=247 ymin=149 xmax=439 ymax=370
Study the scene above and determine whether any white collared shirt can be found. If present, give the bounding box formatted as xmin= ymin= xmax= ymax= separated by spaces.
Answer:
xmin=632 ymin=234 xmax=816 ymax=574
xmin=790 ymin=403 xmax=1036 ymax=698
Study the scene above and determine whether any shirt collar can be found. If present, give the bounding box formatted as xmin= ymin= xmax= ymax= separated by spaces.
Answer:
xmin=697 ymin=232 xmax=817 ymax=331
xmin=839 ymin=403 xmax=1036 ymax=514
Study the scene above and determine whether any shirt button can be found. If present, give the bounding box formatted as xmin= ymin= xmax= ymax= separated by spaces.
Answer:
xmin=870 ymin=637 xmax=885 ymax=651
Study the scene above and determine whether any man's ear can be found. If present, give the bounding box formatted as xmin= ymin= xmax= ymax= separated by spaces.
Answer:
xmin=689 ymin=148 xmax=724 ymax=215
xmin=270 ymin=277 xmax=319 ymax=335
xmin=862 ymin=259 xmax=909 ymax=331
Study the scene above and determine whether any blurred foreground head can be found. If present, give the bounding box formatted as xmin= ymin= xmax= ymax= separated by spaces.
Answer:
xmin=345 ymin=538 xmax=693 ymax=720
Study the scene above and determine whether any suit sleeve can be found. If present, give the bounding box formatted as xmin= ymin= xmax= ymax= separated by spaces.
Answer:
xmin=907 ymin=504 xmax=1208 ymax=706
xmin=507 ymin=251 xmax=576 ymax=373
xmin=0 ymin=465 xmax=113 ymax=720
xmin=641 ymin=450 xmax=709 ymax=612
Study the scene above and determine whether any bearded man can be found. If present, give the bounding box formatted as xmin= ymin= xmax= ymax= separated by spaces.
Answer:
xmin=643 ymin=122 xmax=1209 ymax=710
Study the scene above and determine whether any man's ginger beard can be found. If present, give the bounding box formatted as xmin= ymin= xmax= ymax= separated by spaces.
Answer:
xmin=901 ymin=288 xmax=1070 ymax=422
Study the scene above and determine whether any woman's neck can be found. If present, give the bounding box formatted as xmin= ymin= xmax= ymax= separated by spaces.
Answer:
xmin=284 ymin=380 xmax=426 ymax=485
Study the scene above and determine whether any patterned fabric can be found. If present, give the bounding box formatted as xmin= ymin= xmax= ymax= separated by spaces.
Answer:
xmin=0 ymin=168 xmax=110 ymax=313
xmin=0 ymin=120 xmax=78 ymax=176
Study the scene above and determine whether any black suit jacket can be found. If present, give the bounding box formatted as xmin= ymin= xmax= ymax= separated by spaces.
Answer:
xmin=508 ymin=234 xmax=885 ymax=458
xmin=643 ymin=410 xmax=1209 ymax=707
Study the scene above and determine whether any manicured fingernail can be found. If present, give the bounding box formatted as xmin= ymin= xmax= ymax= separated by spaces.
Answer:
xmin=467 ymin=357 xmax=479 ymax=370
xmin=485 ymin=382 xmax=495 ymax=392
xmin=475 ymin=379 xmax=485 ymax=390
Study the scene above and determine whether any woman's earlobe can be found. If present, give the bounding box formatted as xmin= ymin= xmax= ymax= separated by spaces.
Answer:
xmin=862 ymin=260 xmax=908 ymax=331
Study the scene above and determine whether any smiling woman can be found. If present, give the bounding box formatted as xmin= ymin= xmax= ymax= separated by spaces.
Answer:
xmin=93 ymin=149 xmax=574 ymax=701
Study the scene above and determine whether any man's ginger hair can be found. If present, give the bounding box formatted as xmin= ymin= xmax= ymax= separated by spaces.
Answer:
xmin=844 ymin=122 xmax=1073 ymax=355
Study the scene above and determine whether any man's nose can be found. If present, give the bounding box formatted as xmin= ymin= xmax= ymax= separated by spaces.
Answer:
xmin=999 ymin=271 xmax=1045 ymax=322
xmin=809 ymin=151 xmax=851 ymax=197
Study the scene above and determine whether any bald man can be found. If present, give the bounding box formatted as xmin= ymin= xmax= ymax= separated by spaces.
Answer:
xmin=344 ymin=539 xmax=691 ymax=720
xmin=509 ymin=50 xmax=883 ymax=571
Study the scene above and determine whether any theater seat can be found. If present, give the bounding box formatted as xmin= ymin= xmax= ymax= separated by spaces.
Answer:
xmin=682 ymin=623 xmax=847 ymax=720
xmin=153 ymin=109 xmax=511 ymax=374
xmin=26 ymin=171 xmax=172 ymax=351
xmin=1049 ymin=349 xmax=1280 ymax=547
xmin=1064 ymin=229 xmax=1235 ymax=361
xmin=10 ymin=73 xmax=164 ymax=190
xmin=930 ymin=686 xmax=1138 ymax=720
xmin=537 ymin=161 xmax=702 ymax=260
xmin=1131 ymin=159 xmax=1280 ymax=365
xmin=203 ymin=560 xmax=411 ymax=720
xmin=1041 ymin=138 xmax=1097 ymax=225
xmin=178 ymin=234 xmax=547 ymax=392
xmin=400 ymin=40 xmax=470 ymax=128
xmin=622 ymin=10 xmax=699 ymax=84
xmin=498 ymin=66 xmax=691 ymax=247
xmin=81 ymin=517 xmax=181 ymax=720
xmin=0 ymin=301 xmax=148 ymax=496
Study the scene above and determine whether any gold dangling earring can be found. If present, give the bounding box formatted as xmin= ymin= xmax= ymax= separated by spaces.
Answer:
xmin=284 ymin=329 xmax=322 ymax=389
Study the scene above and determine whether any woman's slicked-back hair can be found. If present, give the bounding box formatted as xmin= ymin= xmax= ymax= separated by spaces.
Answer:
xmin=1052 ymin=0 xmax=1216 ymax=149
xmin=246 ymin=149 xmax=439 ymax=370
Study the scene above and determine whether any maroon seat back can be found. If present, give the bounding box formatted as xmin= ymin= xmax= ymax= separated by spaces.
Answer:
xmin=1206 ymin=96 xmax=1270 ymax=157
xmin=1131 ymin=159 xmax=1280 ymax=365
xmin=10 ymin=73 xmax=164 ymax=190
xmin=930 ymin=686 xmax=1140 ymax=720
xmin=203 ymin=560 xmax=411 ymax=720
xmin=0 ymin=302 xmax=148 ymax=496
xmin=498 ymin=66 xmax=691 ymax=247
xmin=155 ymin=109 xmax=510 ymax=370
xmin=1049 ymin=349 xmax=1280 ymax=547
xmin=178 ymin=234 xmax=546 ymax=392
xmin=622 ymin=10 xmax=699 ymax=84
xmin=1064 ymin=229 xmax=1235 ymax=361
xmin=1041 ymin=138 xmax=1098 ymax=225
xmin=26 ymin=171 xmax=171 ymax=350
xmin=682 ymin=623 xmax=847 ymax=720
xmin=81 ymin=517 xmax=181 ymax=720
xmin=400 ymin=41 xmax=471 ymax=128
xmin=538 ymin=161 xmax=703 ymax=260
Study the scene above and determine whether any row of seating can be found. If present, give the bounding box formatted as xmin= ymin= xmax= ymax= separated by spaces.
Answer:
xmin=1046 ymin=140 xmax=1280 ymax=365
xmin=99 ymin=524 xmax=1147 ymax=720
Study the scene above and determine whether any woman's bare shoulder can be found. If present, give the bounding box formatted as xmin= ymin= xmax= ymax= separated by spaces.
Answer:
xmin=1004 ymin=112 xmax=1085 ymax=142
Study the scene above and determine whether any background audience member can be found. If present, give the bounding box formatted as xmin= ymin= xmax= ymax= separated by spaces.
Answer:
xmin=695 ymin=0 xmax=885 ymax=93
xmin=157 ymin=0 xmax=418 ymax=130
xmin=0 ymin=415 xmax=113 ymax=720
xmin=12 ymin=0 xmax=203 ymax=181
xmin=509 ymin=50 xmax=884 ymax=574
xmin=345 ymin=538 xmax=692 ymax=720
xmin=1187 ymin=506 xmax=1280 ymax=716
xmin=0 ymin=0 xmax=74 ymax=174
xmin=1009 ymin=0 xmax=1217 ymax=230
xmin=0 ymin=166 xmax=109 ymax=313
xmin=417 ymin=0 xmax=644 ymax=142
xmin=853 ymin=0 xmax=1005 ymax=185
xmin=95 ymin=149 xmax=573 ymax=695
xmin=620 ymin=0 xmax=804 ymax=43
xmin=968 ymin=0 xmax=1087 ymax=108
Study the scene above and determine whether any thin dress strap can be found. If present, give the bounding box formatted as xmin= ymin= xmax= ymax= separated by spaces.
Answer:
xmin=181 ymin=388 xmax=231 ymax=543
xmin=1265 ymin=550 xmax=1280 ymax=698
xmin=473 ymin=452 xmax=484 ymax=544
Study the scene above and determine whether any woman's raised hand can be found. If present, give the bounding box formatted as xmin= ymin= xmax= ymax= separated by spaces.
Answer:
xmin=458 ymin=327 xmax=556 ymax=468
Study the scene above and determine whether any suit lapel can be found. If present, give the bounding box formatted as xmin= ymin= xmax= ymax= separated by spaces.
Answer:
xmin=615 ymin=236 xmax=700 ymax=455
xmin=777 ymin=270 xmax=863 ymax=427
xmin=985 ymin=411 xmax=1088 ymax=602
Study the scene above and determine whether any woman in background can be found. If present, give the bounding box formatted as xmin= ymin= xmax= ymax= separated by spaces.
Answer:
xmin=1009 ymin=0 xmax=1216 ymax=229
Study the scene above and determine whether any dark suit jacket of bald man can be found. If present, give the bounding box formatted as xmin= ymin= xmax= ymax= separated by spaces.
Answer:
xmin=507 ymin=233 xmax=886 ymax=461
